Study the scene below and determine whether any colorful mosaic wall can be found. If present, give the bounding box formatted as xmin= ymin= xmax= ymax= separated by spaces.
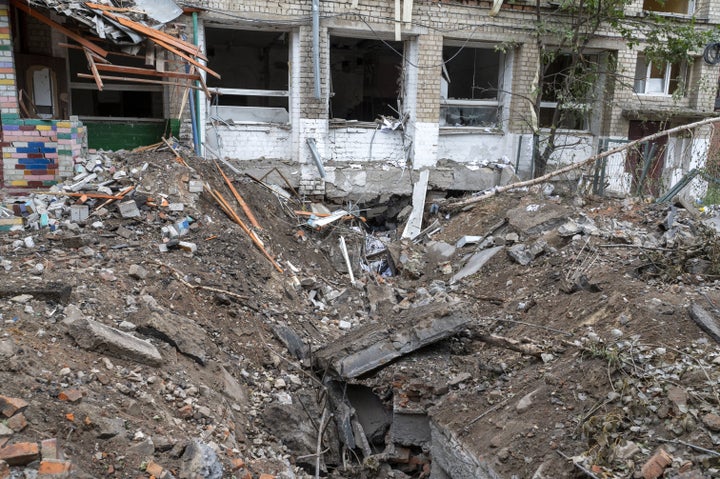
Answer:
xmin=0 ymin=0 xmax=86 ymax=189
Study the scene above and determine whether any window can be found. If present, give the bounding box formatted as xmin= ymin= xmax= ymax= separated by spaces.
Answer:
xmin=540 ymin=54 xmax=596 ymax=130
xmin=440 ymin=44 xmax=504 ymax=128
xmin=329 ymin=36 xmax=403 ymax=122
xmin=642 ymin=0 xmax=693 ymax=14
xmin=68 ymin=47 xmax=163 ymax=118
xmin=633 ymin=55 xmax=684 ymax=96
xmin=206 ymin=28 xmax=289 ymax=123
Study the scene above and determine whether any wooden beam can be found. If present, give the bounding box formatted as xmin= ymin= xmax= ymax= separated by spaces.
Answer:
xmin=77 ymin=73 xmax=204 ymax=90
xmin=95 ymin=63 xmax=202 ymax=80
xmin=83 ymin=47 xmax=104 ymax=90
xmin=10 ymin=0 xmax=108 ymax=58
xmin=147 ymin=35 xmax=220 ymax=79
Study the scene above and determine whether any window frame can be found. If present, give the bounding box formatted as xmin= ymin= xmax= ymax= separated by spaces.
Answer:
xmin=633 ymin=55 xmax=685 ymax=96
xmin=439 ymin=40 xmax=506 ymax=129
xmin=205 ymin=26 xmax=291 ymax=124
xmin=539 ymin=53 xmax=598 ymax=132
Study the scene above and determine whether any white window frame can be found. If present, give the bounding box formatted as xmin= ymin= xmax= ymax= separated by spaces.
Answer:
xmin=440 ymin=41 xmax=506 ymax=129
xmin=634 ymin=57 xmax=684 ymax=96
xmin=642 ymin=0 xmax=695 ymax=15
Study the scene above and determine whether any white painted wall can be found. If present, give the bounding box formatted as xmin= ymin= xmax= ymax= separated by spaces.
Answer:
xmin=328 ymin=127 xmax=408 ymax=166
xmin=204 ymin=124 xmax=292 ymax=160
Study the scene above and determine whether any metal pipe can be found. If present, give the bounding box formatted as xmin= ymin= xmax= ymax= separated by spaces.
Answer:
xmin=192 ymin=11 xmax=202 ymax=156
xmin=312 ymin=0 xmax=321 ymax=99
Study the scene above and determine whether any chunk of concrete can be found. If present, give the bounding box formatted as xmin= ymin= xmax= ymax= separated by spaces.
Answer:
xmin=67 ymin=317 xmax=162 ymax=366
xmin=688 ymin=303 xmax=720 ymax=344
xmin=135 ymin=312 xmax=212 ymax=366
xmin=429 ymin=420 xmax=502 ymax=479
xmin=180 ymin=441 xmax=223 ymax=479
xmin=426 ymin=241 xmax=456 ymax=263
xmin=450 ymin=246 xmax=503 ymax=284
xmin=0 ymin=282 xmax=72 ymax=304
xmin=507 ymin=202 xmax=571 ymax=236
xmin=315 ymin=302 xmax=470 ymax=379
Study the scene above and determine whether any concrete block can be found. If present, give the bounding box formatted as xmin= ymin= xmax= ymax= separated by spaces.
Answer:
xmin=188 ymin=180 xmax=203 ymax=193
xmin=391 ymin=410 xmax=430 ymax=446
xmin=67 ymin=317 xmax=162 ymax=366
xmin=450 ymin=246 xmax=504 ymax=284
xmin=70 ymin=205 xmax=88 ymax=222
xmin=117 ymin=200 xmax=140 ymax=218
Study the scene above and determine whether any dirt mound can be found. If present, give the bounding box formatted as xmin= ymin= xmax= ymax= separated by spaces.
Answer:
xmin=1 ymin=149 xmax=719 ymax=478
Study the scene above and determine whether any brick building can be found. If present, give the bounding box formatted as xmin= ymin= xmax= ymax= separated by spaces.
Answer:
xmin=0 ymin=0 xmax=718 ymax=200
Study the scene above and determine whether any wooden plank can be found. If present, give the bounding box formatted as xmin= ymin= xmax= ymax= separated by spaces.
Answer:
xmin=83 ymin=47 xmax=104 ymax=90
xmin=10 ymin=0 xmax=108 ymax=58
xmin=84 ymin=2 xmax=143 ymax=14
xmin=149 ymin=35 xmax=220 ymax=79
xmin=77 ymin=73 xmax=204 ymax=90
xmin=95 ymin=63 xmax=202 ymax=80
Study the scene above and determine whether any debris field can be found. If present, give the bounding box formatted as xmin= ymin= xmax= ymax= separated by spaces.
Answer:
xmin=0 ymin=147 xmax=719 ymax=479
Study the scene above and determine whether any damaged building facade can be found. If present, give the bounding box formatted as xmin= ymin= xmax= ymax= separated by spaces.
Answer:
xmin=0 ymin=0 xmax=719 ymax=199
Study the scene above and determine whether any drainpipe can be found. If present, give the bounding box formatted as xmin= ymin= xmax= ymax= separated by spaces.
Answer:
xmin=192 ymin=11 xmax=202 ymax=156
xmin=312 ymin=0 xmax=320 ymax=99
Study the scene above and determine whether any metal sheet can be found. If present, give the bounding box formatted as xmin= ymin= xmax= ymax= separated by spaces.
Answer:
xmin=132 ymin=0 xmax=183 ymax=24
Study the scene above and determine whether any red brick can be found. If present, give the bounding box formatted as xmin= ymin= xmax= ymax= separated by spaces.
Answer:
xmin=0 ymin=396 xmax=28 ymax=418
xmin=145 ymin=460 xmax=163 ymax=476
xmin=37 ymin=459 xmax=72 ymax=478
xmin=641 ymin=449 xmax=672 ymax=479
xmin=0 ymin=442 xmax=40 ymax=466
xmin=40 ymin=438 xmax=58 ymax=460
xmin=57 ymin=389 xmax=82 ymax=403
xmin=230 ymin=457 xmax=245 ymax=471
xmin=0 ymin=460 xmax=8 ymax=479
xmin=259 ymin=475 xmax=276 ymax=479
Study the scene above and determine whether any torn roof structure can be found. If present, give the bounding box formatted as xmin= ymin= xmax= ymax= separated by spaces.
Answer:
xmin=25 ymin=0 xmax=183 ymax=44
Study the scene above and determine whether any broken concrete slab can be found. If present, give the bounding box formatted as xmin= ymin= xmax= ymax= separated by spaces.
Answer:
xmin=67 ymin=317 xmax=162 ymax=367
xmin=429 ymin=420 xmax=502 ymax=479
xmin=135 ymin=312 xmax=213 ymax=366
xmin=688 ymin=303 xmax=720 ymax=343
xmin=271 ymin=323 xmax=309 ymax=360
xmin=450 ymin=246 xmax=503 ymax=284
xmin=314 ymin=302 xmax=470 ymax=379
xmin=402 ymin=169 xmax=430 ymax=240
xmin=507 ymin=202 xmax=572 ymax=236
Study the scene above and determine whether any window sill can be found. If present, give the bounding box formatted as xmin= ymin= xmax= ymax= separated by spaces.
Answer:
xmin=78 ymin=116 xmax=165 ymax=122
xmin=329 ymin=120 xmax=380 ymax=129
xmin=439 ymin=126 xmax=504 ymax=134
xmin=539 ymin=128 xmax=593 ymax=135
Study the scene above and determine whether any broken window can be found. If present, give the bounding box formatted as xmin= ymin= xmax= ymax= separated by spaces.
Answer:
xmin=440 ymin=43 xmax=504 ymax=128
xmin=205 ymin=27 xmax=289 ymax=123
xmin=642 ymin=0 xmax=694 ymax=14
xmin=539 ymin=53 xmax=596 ymax=131
xmin=329 ymin=36 xmax=403 ymax=122
xmin=633 ymin=54 xmax=685 ymax=96
xmin=67 ymin=46 xmax=164 ymax=118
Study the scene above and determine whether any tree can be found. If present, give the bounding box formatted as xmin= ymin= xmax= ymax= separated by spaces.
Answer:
xmin=522 ymin=0 xmax=718 ymax=178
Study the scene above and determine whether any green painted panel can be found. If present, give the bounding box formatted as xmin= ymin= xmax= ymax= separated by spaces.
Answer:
xmin=84 ymin=119 xmax=180 ymax=150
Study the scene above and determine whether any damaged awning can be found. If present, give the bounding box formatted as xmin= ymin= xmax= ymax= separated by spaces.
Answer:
xmin=11 ymin=0 xmax=218 ymax=98
xmin=23 ymin=0 xmax=183 ymax=44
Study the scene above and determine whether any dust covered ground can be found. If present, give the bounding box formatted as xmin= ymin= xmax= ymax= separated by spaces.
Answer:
xmin=0 ymin=148 xmax=719 ymax=479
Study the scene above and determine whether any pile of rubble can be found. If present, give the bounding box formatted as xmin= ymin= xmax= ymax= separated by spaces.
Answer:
xmin=1 ymin=147 xmax=720 ymax=478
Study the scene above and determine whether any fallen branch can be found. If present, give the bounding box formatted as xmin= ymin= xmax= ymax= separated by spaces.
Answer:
xmin=656 ymin=437 xmax=720 ymax=457
xmin=92 ymin=185 xmax=135 ymax=215
xmin=443 ymin=116 xmax=720 ymax=211
xmin=315 ymin=407 xmax=329 ymax=479
xmin=475 ymin=332 xmax=544 ymax=357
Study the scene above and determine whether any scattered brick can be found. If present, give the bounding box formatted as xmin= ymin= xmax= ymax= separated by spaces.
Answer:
xmin=6 ymin=412 xmax=27 ymax=432
xmin=40 ymin=438 xmax=58 ymax=460
xmin=0 ymin=441 xmax=40 ymax=466
xmin=64 ymin=413 xmax=74 ymax=422
xmin=641 ymin=448 xmax=672 ymax=479
xmin=230 ymin=457 xmax=245 ymax=471
xmin=37 ymin=459 xmax=73 ymax=478
xmin=0 ymin=396 xmax=28 ymax=418
xmin=259 ymin=475 xmax=275 ymax=479
xmin=0 ymin=460 xmax=8 ymax=479
xmin=57 ymin=389 xmax=83 ymax=403
xmin=177 ymin=404 xmax=193 ymax=419
xmin=145 ymin=460 xmax=164 ymax=477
